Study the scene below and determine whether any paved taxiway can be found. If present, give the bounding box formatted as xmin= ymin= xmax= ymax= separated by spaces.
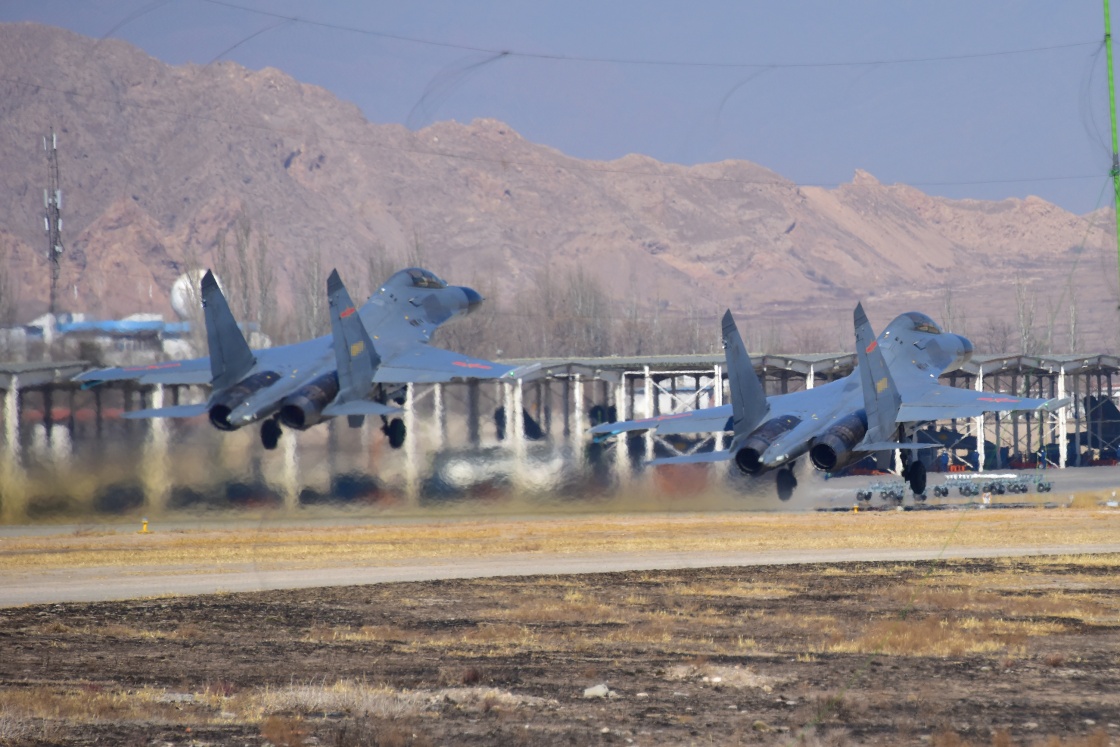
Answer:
xmin=3 ymin=542 xmax=1119 ymax=608
xmin=2 ymin=466 xmax=1117 ymax=607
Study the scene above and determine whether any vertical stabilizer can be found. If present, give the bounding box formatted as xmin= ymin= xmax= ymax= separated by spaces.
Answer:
xmin=328 ymin=269 xmax=381 ymax=402
xmin=722 ymin=310 xmax=769 ymax=439
xmin=201 ymin=270 xmax=254 ymax=390
xmin=854 ymin=302 xmax=901 ymax=445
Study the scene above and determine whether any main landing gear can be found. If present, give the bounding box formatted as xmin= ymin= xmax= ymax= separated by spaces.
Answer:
xmin=261 ymin=418 xmax=282 ymax=450
xmin=903 ymin=460 xmax=927 ymax=501
xmin=382 ymin=417 xmax=406 ymax=449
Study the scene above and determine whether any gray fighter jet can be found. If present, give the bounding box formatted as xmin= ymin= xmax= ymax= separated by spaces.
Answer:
xmin=591 ymin=304 xmax=1069 ymax=500
xmin=75 ymin=267 xmax=534 ymax=450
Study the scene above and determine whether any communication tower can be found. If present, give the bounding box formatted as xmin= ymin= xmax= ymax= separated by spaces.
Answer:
xmin=43 ymin=129 xmax=64 ymax=315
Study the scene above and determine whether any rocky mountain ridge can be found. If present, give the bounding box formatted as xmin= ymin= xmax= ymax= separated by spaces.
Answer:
xmin=0 ymin=22 xmax=1116 ymax=354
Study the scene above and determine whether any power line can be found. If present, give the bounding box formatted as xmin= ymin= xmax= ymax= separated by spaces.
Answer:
xmin=196 ymin=0 xmax=1099 ymax=70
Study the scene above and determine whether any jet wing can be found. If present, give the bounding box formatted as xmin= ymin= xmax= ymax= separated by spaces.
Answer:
xmin=73 ymin=359 xmax=213 ymax=386
xmin=896 ymin=385 xmax=1069 ymax=422
xmin=374 ymin=346 xmax=540 ymax=384
xmin=590 ymin=405 xmax=734 ymax=436
xmin=649 ymin=450 xmax=735 ymax=466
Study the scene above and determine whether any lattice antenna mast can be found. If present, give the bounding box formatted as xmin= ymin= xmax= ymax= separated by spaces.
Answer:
xmin=43 ymin=129 xmax=63 ymax=315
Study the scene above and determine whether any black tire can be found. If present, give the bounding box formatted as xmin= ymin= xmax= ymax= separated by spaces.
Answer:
xmin=385 ymin=418 xmax=406 ymax=449
xmin=907 ymin=460 xmax=927 ymax=495
xmin=261 ymin=419 xmax=282 ymax=450
xmin=776 ymin=468 xmax=797 ymax=502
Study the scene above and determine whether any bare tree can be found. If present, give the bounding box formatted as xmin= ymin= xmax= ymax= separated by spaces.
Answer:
xmin=254 ymin=232 xmax=277 ymax=341
xmin=978 ymin=317 xmax=1014 ymax=355
xmin=0 ymin=238 xmax=17 ymax=325
xmin=939 ymin=284 xmax=956 ymax=333
xmin=1014 ymin=273 xmax=1038 ymax=355
xmin=1068 ymin=300 xmax=1080 ymax=353
xmin=291 ymin=251 xmax=327 ymax=343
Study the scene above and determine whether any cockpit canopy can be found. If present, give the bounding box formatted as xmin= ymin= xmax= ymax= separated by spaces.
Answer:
xmin=901 ymin=312 xmax=942 ymax=335
xmin=387 ymin=268 xmax=449 ymax=290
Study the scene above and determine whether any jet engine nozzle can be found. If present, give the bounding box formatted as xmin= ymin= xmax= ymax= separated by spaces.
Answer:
xmin=732 ymin=415 xmax=801 ymax=475
xmin=808 ymin=411 xmax=869 ymax=472
xmin=278 ymin=372 xmax=341 ymax=430
xmin=460 ymin=286 xmax=484 ymax=314
xmin=950 ymin=334 xmax=974 ymax=370
xmin=207 ymin=370 xmax=281 ymax=431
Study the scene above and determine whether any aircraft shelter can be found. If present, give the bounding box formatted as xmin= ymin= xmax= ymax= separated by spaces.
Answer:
xmin=1 ymin=352 xmax=1119 ymax=517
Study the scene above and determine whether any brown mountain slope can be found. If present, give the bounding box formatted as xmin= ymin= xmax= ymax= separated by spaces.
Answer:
xmin=0 ymin=22 xmax=1116 ymax=355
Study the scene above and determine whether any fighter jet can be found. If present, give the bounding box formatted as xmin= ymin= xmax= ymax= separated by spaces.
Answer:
xmin=75 ymin=267 xmax=535 ymax=450
xmin=591 ymin=304 xmax=1069 ymax=501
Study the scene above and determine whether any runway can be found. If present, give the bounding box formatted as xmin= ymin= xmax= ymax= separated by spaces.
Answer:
xmin=3 ymin=539 xmax=1118 ymax=607
xmin=2 ymin=465 xmax=1117 ymax=608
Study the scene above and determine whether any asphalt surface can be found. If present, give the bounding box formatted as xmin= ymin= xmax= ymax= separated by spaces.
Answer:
xmin=4 ymin=542 xmax=1120 ymax=608
xmin=2 ymin=465 xmax=1117 ymax=607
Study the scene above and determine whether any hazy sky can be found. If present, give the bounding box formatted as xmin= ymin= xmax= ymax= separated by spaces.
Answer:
xmin=5 ymin=0 xmax=1120 ymax=213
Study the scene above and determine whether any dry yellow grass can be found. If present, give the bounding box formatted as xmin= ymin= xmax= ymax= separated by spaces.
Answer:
xmin=823 ymin=614 xmax=1054 ymax=657
xmin=1 ymin=509 xmax=1116 ymax=575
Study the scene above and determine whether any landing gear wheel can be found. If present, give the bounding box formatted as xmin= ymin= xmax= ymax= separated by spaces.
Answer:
xmin=776 ymin=468 xmax=797 ymax=502
xmin=261 ymin=419 xmax=282 ymax=450
xmin=906 ymin=460 xmax=927 ymax=496
xmin=384 ymin=417 xmax=406 ymax=449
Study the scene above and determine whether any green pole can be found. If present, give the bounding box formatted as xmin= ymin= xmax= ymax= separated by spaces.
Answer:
xmin=1105 ymin=0 xmax=1120 ymax=302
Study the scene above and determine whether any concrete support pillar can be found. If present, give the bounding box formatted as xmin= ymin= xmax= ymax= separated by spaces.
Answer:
xmin=467 ymin=380 xmax=480 ymax=447
xmin=512 ymin=378 xmax=527 ymax=489
xmin=572 ymin=374 xmax=584 ymax=465
xmin=562 ymin=377 xmax=571 ymax=439
xmin=502 ymin=381 xmax=514 ymax=447
xmin=974 ymin=367 xmax=984 ymax=473
xmin=614 ymin=375 xmax=629 ymax=486
xmin=432 ymin=383 xmax=446 ymax=451
xmin=806 ymin=364 xmax=815 ymax=391
xmin=1058 ymin=367 xmax=1068 ymax=469
xmin=2 ymin=376 xmax=27 ymax=522
xmin=403 ymin=383 xmax=418 ymax=501
xmin=713 ymin=363 xmax=725 ymax=450
xmin=141 ymin=385 xmax=170 ymax=512
xmin=541 ymin=380 xmax=553 ymax=438
xmin=1074 ymin=373 xmax=1083 ymax=466
xmin=1011 ymin=374 xmax=1020 ymax=460
xmin=643 ymin=366 xmax=654 ymax=463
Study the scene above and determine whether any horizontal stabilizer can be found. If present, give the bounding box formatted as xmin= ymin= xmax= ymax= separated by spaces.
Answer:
xmin=321 ymin=400 xmax=402 ymax=418
xmin=589 ymin=405 xmax=734 ymax=437
xmin=505 ymin=362 xmax=544 ymax=381
xmin=1040 ymin=396 xmax=1072 ymax=411
xmin=855 ymin=441 xmax=941 ymax=452
xmin=649 ymin=450 xmax=734 ymax=466
xmin=74 ymin=360 xmax=213 ymax=387
xmin=122 ymin=403 xmax=208 ymax=420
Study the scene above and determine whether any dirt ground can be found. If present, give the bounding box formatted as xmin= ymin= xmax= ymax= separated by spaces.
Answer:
xmin=1 ymin=556 xmax=1118 ymax=746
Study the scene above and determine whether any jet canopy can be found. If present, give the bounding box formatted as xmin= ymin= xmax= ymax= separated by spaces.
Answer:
xmin=394 ymin=269 xmax=445 ymax=291
xmin=900 ymin=312 xmax=942 ymax=335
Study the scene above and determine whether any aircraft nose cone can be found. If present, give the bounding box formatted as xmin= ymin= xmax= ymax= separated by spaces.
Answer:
xmin=461 ymin=286 xmax=484 ymax=313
